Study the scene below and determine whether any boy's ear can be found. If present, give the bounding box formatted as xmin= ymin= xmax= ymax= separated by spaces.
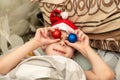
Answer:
xmin=71 ymin=50 xmax=77 ymax=59
xmin=71 ymin=53 xmax=76 ymax=59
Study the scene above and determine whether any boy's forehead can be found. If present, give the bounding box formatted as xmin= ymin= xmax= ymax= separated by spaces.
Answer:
xmin=60 ymin=30 xmax=68 ymax=40
xmin=61 ymin=30 xmax=67 ymax=32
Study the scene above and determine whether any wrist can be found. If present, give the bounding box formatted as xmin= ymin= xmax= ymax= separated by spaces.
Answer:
xmin=27 ymin=39 xmax=42 ymax=50
xmin=84 ymin=46 xmax=97 ymax=58
xmin=79 ymin=46 xmax=93 ymax=57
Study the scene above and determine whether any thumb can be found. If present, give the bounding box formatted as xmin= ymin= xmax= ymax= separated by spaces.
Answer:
xmin=65 ymin=40 xmax=74 ymax=47
xmin=49 ymin=39 xmax=60 ymax=44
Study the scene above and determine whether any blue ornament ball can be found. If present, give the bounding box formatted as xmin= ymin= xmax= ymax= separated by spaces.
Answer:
xmin=68 ymin=33 xmax=77 ymax=43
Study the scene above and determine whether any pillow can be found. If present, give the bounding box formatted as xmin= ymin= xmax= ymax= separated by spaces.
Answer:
xmin=38 ymin=0 xmax=120 ymax=52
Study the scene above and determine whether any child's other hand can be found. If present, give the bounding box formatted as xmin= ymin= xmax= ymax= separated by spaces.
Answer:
xmin=33 ymin=27 xmax=60 ymax=47
xmin=65 ymin=29 xmax=90 ymax=56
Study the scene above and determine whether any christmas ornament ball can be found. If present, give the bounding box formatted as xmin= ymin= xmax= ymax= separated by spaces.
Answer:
xmin=68 ymin=33 xmax=77 ymax=43
xmin=52 ymin=29 xmax=61 ymax=39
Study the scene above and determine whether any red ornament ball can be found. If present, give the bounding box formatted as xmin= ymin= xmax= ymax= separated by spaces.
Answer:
xmin=52 ymin=29 xmax=61 ymax=39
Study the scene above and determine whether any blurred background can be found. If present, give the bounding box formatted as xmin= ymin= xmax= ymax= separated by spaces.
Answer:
xmin=0 ymin=0 xmax=44 ymax=55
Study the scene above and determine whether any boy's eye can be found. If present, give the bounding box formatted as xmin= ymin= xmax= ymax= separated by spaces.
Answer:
xmin=51 ymin=29 xmax=77 ymax=43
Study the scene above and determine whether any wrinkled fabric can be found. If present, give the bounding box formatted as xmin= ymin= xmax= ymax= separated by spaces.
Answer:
xmin=38 ymin=0 xmax=120 ymax=52
xmin=0 ymin=55 xmax=86 ymax=80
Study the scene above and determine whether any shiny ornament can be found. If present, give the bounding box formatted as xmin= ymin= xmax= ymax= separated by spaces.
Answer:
xmin=52 ymin=29 xmax=61 ymax=39
xmin=68 ymin=33 xmax=77 ymax=43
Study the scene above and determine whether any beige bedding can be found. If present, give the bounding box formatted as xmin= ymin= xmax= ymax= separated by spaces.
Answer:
xmin=38 ymin=0 xmax=120 ymax=52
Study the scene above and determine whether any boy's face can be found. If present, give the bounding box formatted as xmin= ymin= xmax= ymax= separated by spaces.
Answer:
xmin=44 ymin=31 xmax=75 ymax=58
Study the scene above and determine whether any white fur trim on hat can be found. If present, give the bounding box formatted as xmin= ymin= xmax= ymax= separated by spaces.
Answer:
xmin=52 ymin=23 xmax=75 ymax=32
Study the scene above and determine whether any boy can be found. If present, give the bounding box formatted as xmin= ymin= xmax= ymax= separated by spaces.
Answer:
xmin=0 ymin=9 xmax=115 ymax=80
xmin=0 ymin=27 xmax=114 ymax=80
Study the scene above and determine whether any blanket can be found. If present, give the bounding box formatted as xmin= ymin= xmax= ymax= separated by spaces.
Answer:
xmin=0 ymin=55 xmax=86 ymax=80
xmin=38 ymin=0 xmax=120 ymax=52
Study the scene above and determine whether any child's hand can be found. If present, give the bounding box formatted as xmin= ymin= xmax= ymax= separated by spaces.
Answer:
xmin=32 ymin=27 xmax=60 ymax=47
xmin=65 ymin=29 xmax=90 ymax=56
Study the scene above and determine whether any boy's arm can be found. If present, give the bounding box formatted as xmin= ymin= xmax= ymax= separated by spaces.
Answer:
xmin=0 ymin=27 xmax=59 ymax=75
xmin=0 ymin=39 xmax=39 ymax=75
xmin=65 ymin=29 xmax=115 ymax=80
xmin=82 ymin=46 xmax=115 ymax=80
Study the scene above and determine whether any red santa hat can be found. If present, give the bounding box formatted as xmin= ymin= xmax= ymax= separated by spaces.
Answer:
xmin=50 ymin=9 xmax=77 ymax=32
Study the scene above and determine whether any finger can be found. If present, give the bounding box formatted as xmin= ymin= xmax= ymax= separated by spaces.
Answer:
xmin=48 ymin=27 xmax=55 ymax=32
xmin=75 ymin=29 xmax=84 ymax=33
xmin=36 ymin=28 xmax=41 ymax=32
xmin=68 ymin=30 xmax=75 ymax=34
xmin=65 ymin=40 xmax=74 ymax=47
xmin=49 ymin=39 xmax=60 ymax=44
xmin=39 ymin=28 xmax=48 ymax=38
xmin=75 ymin=29 xmax=82 ymax=34
xmin=78 ymin=32 xmax=88 ymax=42
xmin=40 ymin=28 xmax=46 ymax=38
xmin=44 ymin=27 xmax=48 ymax=38
xmin=75 ymin=29 xmax=79 ymax=34
xmin=54 ymin=27 xmax=59 ymax=30
xmin=47 ymin=27 xmax=55 ymax=38
xmin=80 ymin=34 xmax=86 ymax=41
xmin=77 ymin=32 xmax=83 ymax=40
xmin=36 ymin=28 xmax=42 ymax=36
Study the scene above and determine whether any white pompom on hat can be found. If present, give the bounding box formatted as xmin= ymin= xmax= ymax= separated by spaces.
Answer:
xmin=50 ymin=9 xmax=77 ymax=32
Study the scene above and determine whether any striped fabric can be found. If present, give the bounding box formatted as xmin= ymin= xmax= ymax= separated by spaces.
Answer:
xmin=38 ymin=0 xmax=120 ymax=52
